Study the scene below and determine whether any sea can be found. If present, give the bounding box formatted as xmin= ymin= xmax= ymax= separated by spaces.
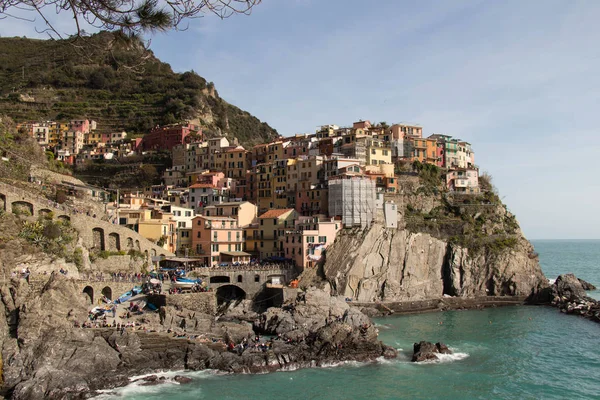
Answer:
xmin=98 ymin=240 xmax=600 ymax=400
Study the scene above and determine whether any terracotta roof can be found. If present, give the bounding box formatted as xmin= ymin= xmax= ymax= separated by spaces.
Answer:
xmin=189 ymin=183 xmax=214 ymax=189
xmin=258 ymin=208 xmax=294 ymax=219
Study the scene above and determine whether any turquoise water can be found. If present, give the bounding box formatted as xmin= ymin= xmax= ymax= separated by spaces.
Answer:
xmin=101 ymin=240 xmax=600 ymax=400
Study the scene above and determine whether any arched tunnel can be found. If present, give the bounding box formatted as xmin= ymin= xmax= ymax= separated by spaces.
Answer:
xmin=216 ymin=284 xmax=247 ymax=305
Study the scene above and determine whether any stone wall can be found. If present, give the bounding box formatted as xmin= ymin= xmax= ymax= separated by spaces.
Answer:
xmin=0 ymin=182 xmax=173 ymax=260
xmin=193 ymin=267 xmax=296 ymax=297
xmin=164 ymin=292 xmax=217 ymax=315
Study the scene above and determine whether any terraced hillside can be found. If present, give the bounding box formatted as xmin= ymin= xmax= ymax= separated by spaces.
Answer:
xmin=0 ymin=32 xmax=277 ymax=146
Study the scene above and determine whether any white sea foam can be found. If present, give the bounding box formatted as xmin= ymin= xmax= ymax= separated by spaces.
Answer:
xmin=92 ymin=369 xmax=221 ymax=399
xmin=418 ymin=352 xmax=470 ymax=364
xmin=374 ymin=323 xmax=391 ymax=330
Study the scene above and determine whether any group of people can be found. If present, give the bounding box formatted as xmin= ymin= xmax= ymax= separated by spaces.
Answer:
xmin=228 ymin=335 xmax=275 ymax=355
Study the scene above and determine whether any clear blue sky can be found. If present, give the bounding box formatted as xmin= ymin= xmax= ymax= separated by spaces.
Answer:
xmin=1 ymin=0 xmax=599 ymax=239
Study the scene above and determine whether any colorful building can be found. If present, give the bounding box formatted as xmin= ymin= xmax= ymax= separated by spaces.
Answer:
xmin=282 ymin=216 xmax=341 ymax=270
xmin=191 ymin=215 xmax=244 ymax=265
xmin=257 ymin=208 xmax=298 ymax=260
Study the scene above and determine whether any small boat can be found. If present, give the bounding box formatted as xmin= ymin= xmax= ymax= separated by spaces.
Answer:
xmin=172 ymin=277 xmax=200 ymax=289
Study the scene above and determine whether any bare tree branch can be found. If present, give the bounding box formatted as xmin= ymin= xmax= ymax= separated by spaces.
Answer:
xmin=0 ymin=0 xmax=260 ymax=39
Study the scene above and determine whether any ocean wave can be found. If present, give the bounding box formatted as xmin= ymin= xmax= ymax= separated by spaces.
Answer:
xmin=374 ymin=323 xmax=391 ymax=330
xmin=93 ymin=370 xmax=221 ymax=399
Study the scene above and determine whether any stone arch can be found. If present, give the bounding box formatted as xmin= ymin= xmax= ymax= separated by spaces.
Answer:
xmin=0 ymin=193 xmax=5 ymax=211
xmin=216 ymin=285 xmax=246 ymax=305
xmin=210 ymin=276 xmax=231 ymax=284
xmin=11 ymin=201 xmax=33 ymax=216
xmin=237 ymin=275 xmax=243 ymax=283
xmin=108 ymin=232 xmax=120 ymax=251
xmin=83 ymin=286 xmax=94 ymax=304
xmin=151 ymin=249 xmax=157 ymax=258
xmin=159 ymin=253 xmax=165 ymax=257
xmin=135 ymin=240 xmax=140 ymax=250
xmin=101 ymin=286 xmax=112 ymax=300
xmin=58 ymin=215 xmax=70 ymax=222
xmin=92 ymin=227 xmax=105 ymax=251
xmin=144 ymin=250 xmax=148 ymax=260
xmin=127 ymin=237 xmax=134 ymax=249
xmin=38 ymin=208 xmax=53 ymax=219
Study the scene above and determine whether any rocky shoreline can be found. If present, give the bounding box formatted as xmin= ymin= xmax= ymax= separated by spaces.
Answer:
xmin=2 ymin=270 xmax=598 ymax=399
xmin=545 ymin=273 xmax=600 ymax=324
xmin=0 ymin=274 xmax=396 ymax=399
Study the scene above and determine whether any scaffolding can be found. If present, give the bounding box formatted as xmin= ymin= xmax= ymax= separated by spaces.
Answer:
xmin=328 ymin=177 xmax=375 ymax=228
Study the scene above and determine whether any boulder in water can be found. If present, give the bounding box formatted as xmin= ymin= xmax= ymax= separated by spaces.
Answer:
xmin=551 ymin=274 xmax=586 ymax=302
xmin=173 ymin=375 xmax=193 ymax=384
xmin=412 ymin=341 xmax=452 ymax=362
xmin=577 ymin=278 xmax=596 ymax=291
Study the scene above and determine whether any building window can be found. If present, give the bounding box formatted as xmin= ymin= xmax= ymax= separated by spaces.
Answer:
xmin=212 ymin=244 xmax=218 ymax=252
xmin=254 ymin=274 xmax=260 ymax=283
xmin=318 ymin=236 xmax=326 ymax=243
xmin=197 ymin=232 xmax=201 ymax=238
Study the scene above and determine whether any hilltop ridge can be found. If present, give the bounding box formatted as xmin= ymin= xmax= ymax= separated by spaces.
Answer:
xmin=0 ymin=32 xmax=278 ymax=146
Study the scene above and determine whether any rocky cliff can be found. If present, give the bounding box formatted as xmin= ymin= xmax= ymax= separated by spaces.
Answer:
xmin=322 ymin=222 xmax=546 ymax=303
xmin=0 ymin=274 xmax=394 ymax=399
xmin=309 ymin=172 xmax=548 ymax=304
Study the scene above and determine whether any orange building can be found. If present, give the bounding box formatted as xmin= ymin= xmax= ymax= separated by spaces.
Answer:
xmin=191 ymin=215 xmax=246 ymax=265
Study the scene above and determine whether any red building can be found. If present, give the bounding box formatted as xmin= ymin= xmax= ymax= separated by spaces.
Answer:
xmin=139 ymin=123 xmax=200 ymax=151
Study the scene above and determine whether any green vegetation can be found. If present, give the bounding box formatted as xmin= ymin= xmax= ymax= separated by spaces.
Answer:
xmin=404 ymin=170 xmax=521 ymax=255
xmin=412 ymin=161 xmax=442 ymax=195
xmin=18 ymin=218 xmax=77 ymax=259
xmin=0 ymin=32 xmax=277 ymax=146
xmin=89 ymin=249 xmax=127 ymax=262
xmin=127 ymin=249 xmax=145 ymax=260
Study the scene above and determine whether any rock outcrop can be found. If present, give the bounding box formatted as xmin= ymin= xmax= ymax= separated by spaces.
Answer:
xmin=0 ymin=274 xmax=394 ymax=399
xmin=321 ymin=221 xmax=547 ymax=303
xmin=412 ymin=341 xmax=452 ymax=362
xmin=549 ymin=274 xmax=600 ymax=323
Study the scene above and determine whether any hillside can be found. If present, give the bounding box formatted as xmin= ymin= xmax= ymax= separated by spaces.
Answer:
xmin=0 ymin=32 xmax=278 ymax=146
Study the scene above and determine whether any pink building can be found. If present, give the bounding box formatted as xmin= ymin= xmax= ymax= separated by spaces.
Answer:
xmin=69 ymin=119 xmax=92 ymax=134
xmin=191 ymin=215 xmax=245 ymax=266
xmin=283 ymin=216 xmax=341 ymax=271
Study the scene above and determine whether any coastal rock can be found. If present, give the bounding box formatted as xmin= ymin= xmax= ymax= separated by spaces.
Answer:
xmin=577 ymin=278 xmax=596 ymax=291
xmin=545 ymin=274 xmax=600 ymax=324
xmin=412 ymin=341 xmax=452 ymax=362
xmin=551 ymin=274 xmax=586 ymax=302
xmin=321 ymin=221 xmax=547 ymax=303
xmin=0 ymin=275 xmax=393 ymax=399
xmin=173 ymin=375 xmax=193 ymax=384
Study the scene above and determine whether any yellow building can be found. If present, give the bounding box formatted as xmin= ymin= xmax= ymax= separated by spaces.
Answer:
xmin=272 ymin=159 xmax=289 ymax=209
xmin=366 ymin=138 xmax=392 ymax=166
xmin=203 ymin=201 xmax=257 ymax=228
xmin=243 ymin=223 xmax=260 ymax=257
xmin=48 ymin=122 xmax=69 ymax=147
xmin=258 ymin=208 xmax=298 ymax=260
xmin=256 ymin=162 xmax=273 ymax=213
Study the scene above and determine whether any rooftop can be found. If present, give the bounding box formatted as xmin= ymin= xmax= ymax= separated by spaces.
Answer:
xmin=258 ymin=208 xmax=295 ymax=219
xmin=189 ymin=183 xmax=215 ymax=189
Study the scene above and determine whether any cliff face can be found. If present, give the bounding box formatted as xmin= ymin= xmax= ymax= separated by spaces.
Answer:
xmin=323 ymin=223 xmax=546 ymax=303
xmin=315 ymin=173 xmax=547 ymax=303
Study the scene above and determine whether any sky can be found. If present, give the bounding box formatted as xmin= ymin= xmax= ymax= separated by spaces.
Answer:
xmin=1 ymin=0 xmax=600 ymax=239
